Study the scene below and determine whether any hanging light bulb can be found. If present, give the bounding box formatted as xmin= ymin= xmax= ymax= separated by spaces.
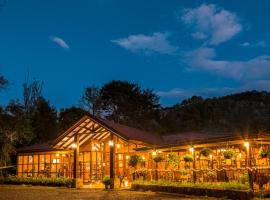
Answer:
xmin=108 ymin=140 xmax=114 ymax=147
xmin=71 ymin=143 xmax=77 ymax=149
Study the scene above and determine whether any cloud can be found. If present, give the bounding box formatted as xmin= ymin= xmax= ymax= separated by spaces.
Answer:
xmin=182 ymin=4 xmax=242 ymax=45
xmin=112 ymin=32 xmax=178 ymax=55
xmin=50 ymin=36 xmax=70 ymax=50
xmin=158 ymin=81 xmax=270 ymax=100
xmin=240 ymin=40 xmax=268 ymax=48
xmin=185 ymin=47 xmax=270 ymax=81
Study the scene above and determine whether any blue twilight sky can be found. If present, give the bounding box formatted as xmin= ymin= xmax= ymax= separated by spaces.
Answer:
xmin=1 ymin=0 xmax=270 ymax=108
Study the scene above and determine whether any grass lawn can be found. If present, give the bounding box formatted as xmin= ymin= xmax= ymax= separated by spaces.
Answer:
xmin=0 ymin=185 xmax=219 ymax=200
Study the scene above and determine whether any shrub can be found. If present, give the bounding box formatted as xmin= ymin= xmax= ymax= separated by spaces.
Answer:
xmin=0 ymin=176 xmax=74 ymax=187
xmin=128 ymin=154 xmax=141 ymax=168
xmin=183 ymin=155 xmax=193 ymax=162
xmin=102 ymin=175 xmax=111 ymax=189
xmin=200 ymin=148 xmax=213 ymax=157
xmin=223 ymin=149 xmax=235 ymax=159
xmin=167 ymin=153 xmax=179 ymax=168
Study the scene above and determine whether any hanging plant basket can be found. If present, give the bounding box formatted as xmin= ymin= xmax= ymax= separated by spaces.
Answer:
xmin=128 ymin=155 xmax=141 ymax=168
xmin=183 ymin=154 xmax=194 ymax=162
xmin=259 ymin=150 xmax=268 ymax=158
xmin=153 ymin=155 xmax=163 ymax=163
xmin=223 ymin=149 xmax=235 ymax=159
xmin=200 ymin=148 xmax=213 ymax=157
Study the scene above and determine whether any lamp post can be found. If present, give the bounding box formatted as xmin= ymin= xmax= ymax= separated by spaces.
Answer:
xmin=109 ymin=135 xmax=114 ymax=189
xmin=189 ymin=147 xmax=196 ymax=183
xmin=72 ymin=134 xmax=80 ymax=188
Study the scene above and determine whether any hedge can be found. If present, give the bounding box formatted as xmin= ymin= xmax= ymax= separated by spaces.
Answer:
xmin=131 ymin=181 xmax=253 ymax=200
xmin=0 ymin=176 xmax=74 ymax=187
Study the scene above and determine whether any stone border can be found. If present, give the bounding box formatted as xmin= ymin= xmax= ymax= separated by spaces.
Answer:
xmin=131 ymin=184 xmax=254 ymax=200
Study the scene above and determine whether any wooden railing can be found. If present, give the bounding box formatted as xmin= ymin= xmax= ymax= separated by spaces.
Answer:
xmin=132 ymin=167 xmax=270 ymax=192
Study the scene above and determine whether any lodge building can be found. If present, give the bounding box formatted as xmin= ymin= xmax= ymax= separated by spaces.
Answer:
xmin=17 ymin=115 xmax=270 ymax=188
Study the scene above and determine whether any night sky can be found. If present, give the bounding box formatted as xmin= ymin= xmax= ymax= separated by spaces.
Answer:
xmin=1 ymin=0 xmax=270 ymax=108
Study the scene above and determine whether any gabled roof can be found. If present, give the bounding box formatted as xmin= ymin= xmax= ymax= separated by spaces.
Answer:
xmin=18 ymin=115 xmax=162 ymax=153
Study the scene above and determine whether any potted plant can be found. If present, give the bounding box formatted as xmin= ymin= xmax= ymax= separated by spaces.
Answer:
xmin=200 ymin=148 xmax=213 ymax=157
xmin=259 ymin=149 xmax=268 ymax=158
xmin=223 ymin=149 xmax=235 ymax=159
xmin=102 ymin=176 xmax=111 ymax=189
xmin=183 ymin=154 xmax=194 ymax=162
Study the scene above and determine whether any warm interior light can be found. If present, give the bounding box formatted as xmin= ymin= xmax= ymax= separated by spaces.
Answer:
xmin=157 ymin=150 xmax=162 ymax=153
xmin=239 ymin=153 xmax=242 ymax=158
xmin=152 ymin=151 xmax=157 ymax=156
xmin=118 ymin=154 xmax=122 ymax=159
xmin=126 ymin=155 xmax=130 ymax=159
xmin=142 ymin=156 xmax=145 ymax=160
xmin=244 ymin=141 xmax=249 ymax=149
xmin=108 ymin=140 xmax=114 ymax=147
xmin=116 ymin=144 xmax=121 ymax=149
xmin=71 ymin=143 xmax=77 ymax=149
xmin=189 ymin=147 xmax=194 ymax=153
xmin=124 ymin=180 xmax=129 ymax=188
xmin=209 ymin=154 xmax=213 ymax=159
xmin=56 ymin=153 xmax=59 ymax=157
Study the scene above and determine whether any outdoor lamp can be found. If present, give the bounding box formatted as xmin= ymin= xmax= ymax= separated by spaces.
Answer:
xmin=124 ymin=180 xmax=129 ymax=188
xmin=109 ymin=140 xmax=114 ymax=147
xmin=71 ymin=143 xmax=77 ymax=149
xmin=244 ymin=141 xmax=249 ymax=149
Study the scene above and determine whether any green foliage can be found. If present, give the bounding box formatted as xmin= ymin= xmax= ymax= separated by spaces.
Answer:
xmin=102 ymin=175 xmax=111 ymax=186
xmin=153 ymin=155 xmax=163 ymax=163
xmin=200 ymin=148 xmax=213 ymax=157
xmin=132 ymin=179 xmax=249 ymax=190
xmin=167 ymin=153 xmax=179 ymax=168
xmin=223 ymin=149 xmax=235 ymax=159
xmin=259 ymin=149 xmax=268 ymax=158
xmin=0 ymin=176 xmax=74 ymax=187
xmin=183 ymin=155 xmax=193 ymax=162
xmin=160 ymin=91 xmax=270 ymax=134
xmin=128 ymin=155 xmax=141 ymax=168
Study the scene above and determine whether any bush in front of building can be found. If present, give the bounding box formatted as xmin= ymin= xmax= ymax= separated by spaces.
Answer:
xmin=0 ymin=176 xmax=74 ymax=187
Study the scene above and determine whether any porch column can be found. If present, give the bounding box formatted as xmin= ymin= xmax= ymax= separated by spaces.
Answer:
xmin=109 ymin=134 xmax=115 ymax=189
xmin=73 ymin=133 xmax=82 ymax=188
xmin=192 ymin=148 xmax=196 ymax=183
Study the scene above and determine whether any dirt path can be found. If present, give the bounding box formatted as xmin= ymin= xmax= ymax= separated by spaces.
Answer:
xmin=0 ymin=185 xmax=219 ymax=200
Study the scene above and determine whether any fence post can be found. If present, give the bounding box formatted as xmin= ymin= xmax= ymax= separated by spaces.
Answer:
xmin=248 ymin=168 xmax=254 ymax=191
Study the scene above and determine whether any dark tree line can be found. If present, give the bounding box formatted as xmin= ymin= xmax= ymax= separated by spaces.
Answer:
xmin=1 ymin=74 xmax=270 ymax=166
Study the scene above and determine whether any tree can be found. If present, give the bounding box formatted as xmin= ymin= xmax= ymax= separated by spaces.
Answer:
xmin=99 ymin=80 xmax=161 ymax=131
xmin=31 ymin=97 xmax=58 ymax=143
xmin=0 ymin=100 xmax=33 ymax=166
xmin=80 ymin=86 xmax=102 ymax=116
xmin=23 ymin=79 xmax=43 ymax=114
xmin=0 ymin=74 xmax=8 ymax=91
xmin=58 ymin=106 xmax=89 ymax=133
